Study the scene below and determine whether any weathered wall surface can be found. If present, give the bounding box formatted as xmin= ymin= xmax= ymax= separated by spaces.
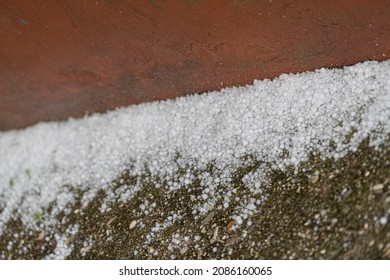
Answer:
xmin=0 ymin=0 xmax=389 ymax=130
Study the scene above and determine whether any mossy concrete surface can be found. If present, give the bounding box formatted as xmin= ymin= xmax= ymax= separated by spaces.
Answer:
xmin=1 ymin=138 xmax=389 ymax=259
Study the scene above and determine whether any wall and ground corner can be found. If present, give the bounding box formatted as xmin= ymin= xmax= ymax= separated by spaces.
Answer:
xmin=0 ymin=1 xmax=390 ymax=261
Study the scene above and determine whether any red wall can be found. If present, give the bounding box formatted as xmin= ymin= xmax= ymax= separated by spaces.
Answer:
xmin=1 ymin=0 xmax=389 ymax=130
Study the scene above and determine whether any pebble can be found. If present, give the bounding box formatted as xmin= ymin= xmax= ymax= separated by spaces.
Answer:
xmin=311 ymin=175 xmax=319 ymax=184
xmin=37 ymin=231 xmax=45 ymax=241
xmin=107 ymin=217 xmax=116 ymax=226
xmin=211 ymin=227 xmax=219 ymax=244
xmin=129 ymin=220 xmax=137 ymax=229
xmin=82 ymin=201 xmax=89 ymax=209
xmin=201 ymin=211 xmax=215 ymax=227
xmin=385 ymin=248 xmax=390 ymax=258
xmin=226 ymin=220 xmax=236 ymax=234
xmin=372 ymin=184 xmax=384 ymax=193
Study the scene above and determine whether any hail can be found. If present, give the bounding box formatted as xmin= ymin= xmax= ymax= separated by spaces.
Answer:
xmin=0 ymin=60 xmax=389 ymax=258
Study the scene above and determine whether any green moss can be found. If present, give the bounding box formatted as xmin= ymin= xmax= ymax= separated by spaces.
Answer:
xmin=33 ymin=212 xmax=43 ymax=223
xmin=8 ymin=178 xmax=14 ymax=189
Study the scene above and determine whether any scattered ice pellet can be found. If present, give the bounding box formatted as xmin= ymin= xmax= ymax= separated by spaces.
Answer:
xmin=379 ymin=216 xmax=388 ymax=226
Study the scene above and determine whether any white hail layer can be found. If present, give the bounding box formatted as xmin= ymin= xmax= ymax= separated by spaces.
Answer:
xmin=0 ymin=60 xmax=389 ymax=253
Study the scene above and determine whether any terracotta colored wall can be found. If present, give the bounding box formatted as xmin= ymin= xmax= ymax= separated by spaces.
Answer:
xmin=0 ymin=0 xmax=389 ymax=130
